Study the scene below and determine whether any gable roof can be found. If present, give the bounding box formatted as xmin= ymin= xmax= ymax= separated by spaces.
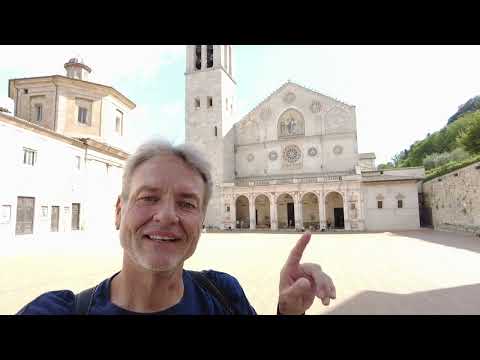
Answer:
xmin=235 ymin=80 xmax=354 ymax=127
xmin=8 ymin=75 xmax=136 ymax=110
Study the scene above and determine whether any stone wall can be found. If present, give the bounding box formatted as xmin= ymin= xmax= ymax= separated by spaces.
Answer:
xmin=423 ymin=161 xmax=480 ymax=234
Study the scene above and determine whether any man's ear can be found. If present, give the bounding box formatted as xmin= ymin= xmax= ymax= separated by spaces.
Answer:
xmin=115 ymin=196 xmax=123 ymax=230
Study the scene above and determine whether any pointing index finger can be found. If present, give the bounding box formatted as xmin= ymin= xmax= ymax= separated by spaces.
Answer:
xmin=285 ymin=231 xmax=311 ymax=267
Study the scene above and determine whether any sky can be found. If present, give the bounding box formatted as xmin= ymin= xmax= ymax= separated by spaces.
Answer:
xmin=1 ymin=45 xmax=480 ymax=164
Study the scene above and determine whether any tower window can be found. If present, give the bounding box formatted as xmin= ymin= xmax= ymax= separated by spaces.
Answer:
xmin=194 ymin=98 xmax=200 ymax=109
xmin=78 ymin=107 xmax=88 ymax=124
xmin=398 ymin=200 xmax=403 ymax=208
xmin=377 ymin=201 xmax=383 ymax=209
xmin=214 ymin=126 xmax=217 ymax=137
xmin=207 ymin=45 xmax=213 ymax=68
xmin=207 ymin=96 xmax=213 ymax=108
xmin=226 ymin=98 xmax=228 ymax=111
xmin=115 ymin=110 xmax=123 ymax=135
xmin=195 ymin=45 xmax=202 ymax=70
xmin=34 ymin=104 xmax=42 ymax=122
xmin=226 ymin=206 xmax=230 ymax=212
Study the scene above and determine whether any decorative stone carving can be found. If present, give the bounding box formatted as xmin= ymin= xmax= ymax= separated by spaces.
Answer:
xmin=310 ymin=100 xmax=322 ymax=113
xmin=308 ymin=147 xmax=318 ymax=157
xmin=283 ymin=145 xmax=302 ymax=164
xmin=333 ymin=145 xmax=343 ymax=155
xmin=326 ymin=106 xmax=350 ymax=131
xmin=268 ymin=151 xmax=278 ymax=161
xmin=247 ymin=153 xmax=254 ymax=162
xmin=278 ymin=109 xmax=305 ymax=138
xmin=283 ymin=91 xmax=296 ymax=104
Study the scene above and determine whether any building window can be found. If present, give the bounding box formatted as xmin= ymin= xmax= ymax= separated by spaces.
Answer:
xmin=194 ymin=98 xmax=200 ymax=109
xmin=214 ymin=126 xmax=217 ymax=137
xmin=41 ymin=206 xmax=48 ymax=218
xmin=207 ymin=45 xmax=213 ymax=68
xmin=23 ymin=89 xmax=28 ymax=94
xmin=75 ymin=155 xmax=81 ymax=170
xmin=72 ymin=203 xmax=80 ymax=230
xmin=226 ymin=205 xmax=230 ymax=212
xmin=23 ymin=148 xmax=36 ymax=166
xmin=350 ymin=203 xmax=356 ymax=210
xmin=1 ymin=205 xmax=11 ymax=224
xmin=115 ymin=110 xmax=123 ymax=135
xmin=398 ymin=200 xmax=403 ymax=208
xmin=377 ymin=201 xmax=383 ymax=209
xmin=78 ymin=107 xmax=88 ymax=124
xmin=226 ymin=98 xmax=228 ymax=111
xmin=195 ymin=45 xmax=202 ymax=70
xmin=207 ymin=96 xmax=213 ymax=108
xmin=34 ymin=104 xmax=42 ymax=122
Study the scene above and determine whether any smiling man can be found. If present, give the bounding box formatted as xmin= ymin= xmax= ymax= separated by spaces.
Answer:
xmin=17 ymin=139 xmax=336 ymax=315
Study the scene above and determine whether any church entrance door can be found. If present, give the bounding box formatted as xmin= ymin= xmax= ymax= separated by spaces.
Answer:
xmin=287 ymin=203 xmax=295 ymax=228
xmin=334 ymin=208 xmax=344 ymax=229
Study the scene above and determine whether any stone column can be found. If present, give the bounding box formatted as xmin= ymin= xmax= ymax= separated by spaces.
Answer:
xmin=249 ymin=194 xmax=256 ymax=230
xmin=270 ymin=193 xmax=278 ymax=231
xmin=343 ymin=192 xmax=351 ymax=230
xmin=230 ymin=195 xmax=236 ymax=230
xmin=294 ymin=192 xmax=302 ymax=230
xmin=318 ymin=191 xmax=326 ymax=231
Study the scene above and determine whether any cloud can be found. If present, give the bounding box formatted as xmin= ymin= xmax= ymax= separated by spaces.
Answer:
xmin=0 ymin=45 xmax=184 ymax=86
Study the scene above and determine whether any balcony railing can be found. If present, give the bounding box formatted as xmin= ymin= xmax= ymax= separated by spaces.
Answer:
xmin=232 ymin=173 xmax=350 ymax=187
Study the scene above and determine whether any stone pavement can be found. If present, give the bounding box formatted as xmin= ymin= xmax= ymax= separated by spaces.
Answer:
xmin=2 ymin=229 xmax=480 ymax=315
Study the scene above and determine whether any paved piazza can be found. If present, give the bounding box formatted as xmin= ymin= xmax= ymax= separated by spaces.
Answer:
xmin=2 ymin=229 xmax=480 ymax=315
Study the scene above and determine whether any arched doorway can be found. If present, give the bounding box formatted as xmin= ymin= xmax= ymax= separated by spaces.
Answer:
xmin=235 ymin=195 xmax=250 ymax=229
xmin=325 ymin=192 xmax=344 ymax=229
xmin=277 ymin=193 xmax=295 ymax=229
xmin=302 ymin=192 xmax=319 ymax=231
xmin=254 ymin=194 xmax=271 ymax=229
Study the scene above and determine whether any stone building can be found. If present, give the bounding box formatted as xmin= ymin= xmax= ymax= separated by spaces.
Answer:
xmin=422 ymin=161 xmax=480 ymax=234
xmin=185 ymin=45 xmax=424 ymax=231
xmin=0 ymin=57 xmax=135 ymax=237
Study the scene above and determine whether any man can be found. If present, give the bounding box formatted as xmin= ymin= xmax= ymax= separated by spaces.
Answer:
xmin=17 ymin=139 xmax=336 ymax=315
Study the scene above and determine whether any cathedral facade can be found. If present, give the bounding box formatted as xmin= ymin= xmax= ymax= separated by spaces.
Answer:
xmin=185 ymin=45 xmax=425 ymax=232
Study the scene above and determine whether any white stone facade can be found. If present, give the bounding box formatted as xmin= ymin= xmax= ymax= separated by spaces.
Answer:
xmin=1 ymin=59 xmax=135 ymax=237
xmin=185 ymin=45 xmax=424 ymax=231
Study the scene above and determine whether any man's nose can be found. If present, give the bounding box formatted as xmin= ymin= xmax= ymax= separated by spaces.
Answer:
xmin=152 ymin=200 xmax=179 ymax=225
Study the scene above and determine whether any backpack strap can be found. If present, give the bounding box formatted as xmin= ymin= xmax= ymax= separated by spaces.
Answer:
xmin=189 ymin=271 xmax=236 ymax=315
xmin=74 ymin=285 xmax=99 ymax=315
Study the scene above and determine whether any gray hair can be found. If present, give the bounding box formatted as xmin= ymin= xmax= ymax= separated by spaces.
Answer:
xmin=121 ymin=138 xmax=213 ymax=212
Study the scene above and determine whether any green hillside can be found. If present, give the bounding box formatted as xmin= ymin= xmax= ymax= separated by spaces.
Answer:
xmin=378 ymin=109 xmax=480 ymax=180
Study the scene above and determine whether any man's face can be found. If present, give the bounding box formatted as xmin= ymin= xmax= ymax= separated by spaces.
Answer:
xmin=115 ymin=153 xmax=206 ymax=273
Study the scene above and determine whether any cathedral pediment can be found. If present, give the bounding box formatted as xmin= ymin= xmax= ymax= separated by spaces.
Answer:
xmin=236 ymin=81 xmax=354 ymax=129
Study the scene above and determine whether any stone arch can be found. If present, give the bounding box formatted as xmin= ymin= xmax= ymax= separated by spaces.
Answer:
xmin=325 ymin=191 xmax=344 ymax=229
xmin=277 ymin=193 xmax=295 ymax=229
xmin=235 ymin=195 xmax=250 ymax=229
xmin=277 ymin=108 xmax=305 ymax=139
xmin=254 ymin=194 xmax=271 ymax=229
xmin=302 ymin=192 xmax=319 ymax=230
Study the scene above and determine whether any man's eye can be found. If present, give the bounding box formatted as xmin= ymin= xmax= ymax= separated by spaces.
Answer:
xmin=179 ymin=201 xmax=196 ymax=209
xmin=138 ymin=196 xmax=158 ymax=204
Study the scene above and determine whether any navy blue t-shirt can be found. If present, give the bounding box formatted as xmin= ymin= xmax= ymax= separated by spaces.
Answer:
xmin=17 ymin=270 xmax=257 ymax=315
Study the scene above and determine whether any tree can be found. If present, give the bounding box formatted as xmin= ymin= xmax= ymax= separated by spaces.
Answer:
xmin=459 ymin=112 xmax=480 ymax=154
xmin=378 ymin=162 xmax=394 ymax=170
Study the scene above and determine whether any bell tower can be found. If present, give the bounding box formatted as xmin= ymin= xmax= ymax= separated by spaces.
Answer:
xmin=185 ymin=45 xmax=236 ymax=229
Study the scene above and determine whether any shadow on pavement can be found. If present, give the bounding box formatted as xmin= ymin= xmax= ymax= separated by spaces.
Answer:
xmin=392 ymin=229 xmax=480 ymax=255
xmin=322 ymin=283 xmax=480 ymax=315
